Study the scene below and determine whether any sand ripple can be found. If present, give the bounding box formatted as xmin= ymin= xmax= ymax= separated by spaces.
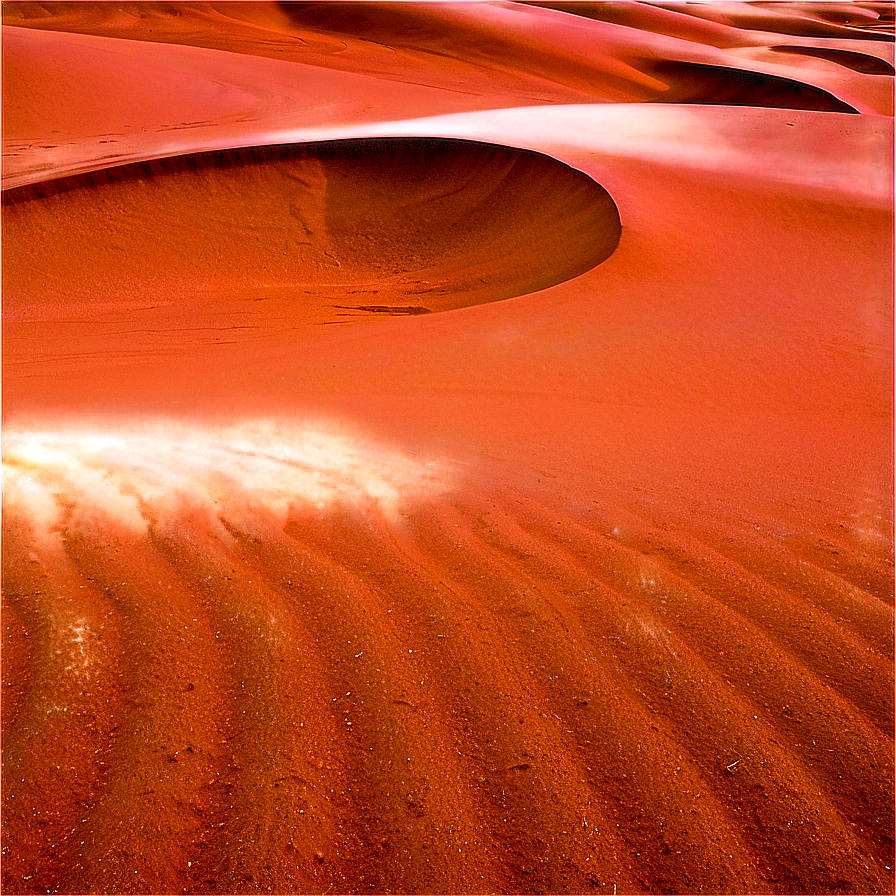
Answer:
xmin=2 ymin=426 xmax=893 ymax=893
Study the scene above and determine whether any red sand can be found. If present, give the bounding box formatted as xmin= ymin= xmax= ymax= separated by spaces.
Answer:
xmin=2 ymin=3 xmax=893 ymax=894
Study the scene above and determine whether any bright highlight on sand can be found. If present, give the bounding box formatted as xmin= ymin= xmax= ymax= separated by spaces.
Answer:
xmin=3 ymin=424 xmax=444 ymax=514
xmin=21 ymin=442 xmax=47 ymax=461
xmin=81 ymin=436 xmax=123 ymax=452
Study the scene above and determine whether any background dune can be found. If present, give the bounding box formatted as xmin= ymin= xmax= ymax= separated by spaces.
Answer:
xmin=2 ymin=2 xmax=893 ymax=895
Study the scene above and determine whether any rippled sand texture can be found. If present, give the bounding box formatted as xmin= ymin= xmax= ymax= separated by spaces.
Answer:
xmin=2 ymin=3 xmax=894 ymax=895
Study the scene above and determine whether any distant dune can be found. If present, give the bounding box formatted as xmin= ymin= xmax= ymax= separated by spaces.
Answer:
xmin=2 ymin=3 xmax=893 ymax=894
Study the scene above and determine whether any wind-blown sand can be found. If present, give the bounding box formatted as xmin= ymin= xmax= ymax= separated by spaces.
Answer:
xmin=2 ymin=3 xmax=893 ymax=894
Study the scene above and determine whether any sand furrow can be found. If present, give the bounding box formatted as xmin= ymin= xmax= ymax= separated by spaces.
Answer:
xmin=0 ymin=496 xmax=125 ymax=895
xmin=778 ymin=533 xmax=895 ymax=611
xmin=132 ymin=508 xmax=339 ymax=895
xmin=391 ymin=500 xmax=774 ymax=893
xmin=605 ymin=522 xmax=894 ymax=735
xmin=615 ymin=489 xmax=894 ymax=639
xmin=44 ymin=510 xmax=233 ymax=895
xmin=689 ymin=536 xmax=890 ymax=720
xmin=203 ymin=506 xmax=494 ymax=890
xmin=520 ymin=491 xmax=893 ymax=719
xmin=234 ymin=512 xmax=521 ymax=893
xmin=687 ymin=524 xmax=895 ymax=656
xmin=504 ymin=495 xmax=894 ymax=873
xmin=457 ymin=493 xmax=889 ymax=891
xmin=0 ymin=591 xmax=33 ymax=742
xmin=270 ymin=500 xmax=628 ymax=889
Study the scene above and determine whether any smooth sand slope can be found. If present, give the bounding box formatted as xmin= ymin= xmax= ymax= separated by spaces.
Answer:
xmin=2 ymin=3 xmax=894 ymax=894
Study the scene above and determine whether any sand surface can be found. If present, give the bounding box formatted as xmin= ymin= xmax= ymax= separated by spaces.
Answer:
xmin=2 ymin=3 xmax=894 ymax=894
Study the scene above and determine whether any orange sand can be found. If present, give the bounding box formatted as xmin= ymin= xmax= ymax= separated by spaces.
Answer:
xmin=2 ymin=3 xmax=893 ymax=894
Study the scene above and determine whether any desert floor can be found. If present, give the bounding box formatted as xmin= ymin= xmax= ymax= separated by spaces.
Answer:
xmin=2 ymin=2 xmax=894 ymax=894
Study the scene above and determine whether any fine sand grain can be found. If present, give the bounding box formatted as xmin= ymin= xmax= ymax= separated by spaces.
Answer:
xmin=2 ymin=2 xmax=893 ymax=894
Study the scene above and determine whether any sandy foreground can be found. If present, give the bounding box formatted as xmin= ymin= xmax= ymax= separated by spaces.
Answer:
xmin=1 ymin=3 xmax=894 ymax=894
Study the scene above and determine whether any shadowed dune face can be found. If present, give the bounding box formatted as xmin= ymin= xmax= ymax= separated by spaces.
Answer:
xmin=3 ymin=137 xmax=620 ymax=319
xmin=770 ymin=44 xmax=896 ymax=74
xmin=794 ymin=1 xmax=896 ymax=32
xmin=646 ymin=59 xmax=861 ymax=111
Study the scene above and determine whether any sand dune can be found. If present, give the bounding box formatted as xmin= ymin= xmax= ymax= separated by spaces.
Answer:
xmin=2 ymin=2 xmax=893 ymax=895
xmin=3 ymin=137 xmax=620 ymax=319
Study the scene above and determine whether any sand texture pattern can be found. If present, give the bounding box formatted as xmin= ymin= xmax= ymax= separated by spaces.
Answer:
xmin=2 ymin=3 xmax=893 ymax=895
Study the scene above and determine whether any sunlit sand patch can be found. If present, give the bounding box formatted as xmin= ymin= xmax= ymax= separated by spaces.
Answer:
xmin=3 ymin=424 xmax=442 ymax=520
xmin=22 ymin=442 xmax=47 ymax=463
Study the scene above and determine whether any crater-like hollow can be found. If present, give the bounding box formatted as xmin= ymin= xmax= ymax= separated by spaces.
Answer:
xmin=2 ymin=138 xmax=621 ymax=322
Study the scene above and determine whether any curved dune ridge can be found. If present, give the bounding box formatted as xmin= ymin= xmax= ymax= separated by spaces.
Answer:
xmin=644 ymin=60 xmax=861 ymax=111
xmin=2 ymin=416 xmax=894 ymax=895
xmin=1 ymin=1 xmax=894 ymax=895
xmin=770 ymin=44 xmax=896 ymax=74
xmin=2 ymin=137 xmax=620 ymax=321
xmin=648 ymin=0 xmax=896 ymax=40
